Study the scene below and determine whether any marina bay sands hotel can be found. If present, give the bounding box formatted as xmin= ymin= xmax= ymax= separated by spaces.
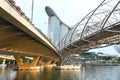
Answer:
xmin=45 ymin=6 xmax=71 ymax=50
xmin=0 ymin=0 xmax=72 ymax=69
xmin=0 ymin=0 xmax=120 ymax=69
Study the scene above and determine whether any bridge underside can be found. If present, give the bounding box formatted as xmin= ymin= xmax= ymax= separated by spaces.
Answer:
xmin=0 ymin=17 xmax=61 ymax=68
xmin=0 ymin=0 xmax=62 ymax=69
xmin=0 ymin=0 xmax=61 ymax=68
xmin=0 ymin=16 xmax=60 ymax=60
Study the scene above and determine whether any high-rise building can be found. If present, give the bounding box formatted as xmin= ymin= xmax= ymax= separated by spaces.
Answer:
xmin=45 ymin=6 xmax=71 ymax=50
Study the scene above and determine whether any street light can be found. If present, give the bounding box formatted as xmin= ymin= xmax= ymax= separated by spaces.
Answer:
xmin=31 ymin=0 xmax=34 ymax=22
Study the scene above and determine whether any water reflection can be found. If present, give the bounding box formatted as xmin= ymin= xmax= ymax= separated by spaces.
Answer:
xmin=61 ymin=70 xmax=81 ymax=80
xmin=0 ymin=66 xmax=16 ymax=80
xmin=15 ymin=67 xmax=60 ymax=80
xmin=15 ymin=70 xmax=40 ymax=80
xmin=83 ymin=66 xmax=120 ymax=80
xmin=0 ymin=66 xmax=120 ymax=80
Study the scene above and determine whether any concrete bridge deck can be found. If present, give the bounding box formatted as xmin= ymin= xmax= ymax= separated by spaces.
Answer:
xmin=0 ymin=0 xmax=61 ymax=69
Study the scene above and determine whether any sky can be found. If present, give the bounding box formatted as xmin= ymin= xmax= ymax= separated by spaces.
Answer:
xmin=15 ymin=0 xmax=103 ymax=34
xmin=15 ymin=0 xmax=120 ymax=56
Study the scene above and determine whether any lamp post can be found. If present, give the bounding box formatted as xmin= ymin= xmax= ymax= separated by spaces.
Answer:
xmin=31 ymin=0 xmax=34 ymax=22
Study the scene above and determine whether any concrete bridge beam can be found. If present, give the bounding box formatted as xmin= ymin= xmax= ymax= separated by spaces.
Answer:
xmin=21 ymin=56 xmax=29 ymax=65
xmin=38 ymin=56 xmax=44 ymax=65
xmin=14 ymin=55 xmax=23 ymax=67
xmin=46 ymin=60 xmax=53 ymax=65
xmin=14 ymin=55 xmax=41 ymax=70
xmin=30 ymin=56 xmax=40 ymax=66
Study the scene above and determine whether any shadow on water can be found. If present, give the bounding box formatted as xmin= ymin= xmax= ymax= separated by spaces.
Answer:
xmin=14 ymin=67 xmax=61 ymax=80
xmin=14 ymin=66 xmax=84 ymax=80
xmin=0 ymin=66 xmax=83 ymax=80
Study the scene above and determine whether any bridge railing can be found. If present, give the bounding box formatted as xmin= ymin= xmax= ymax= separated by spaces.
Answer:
xmin=60 ymin=0 xmax=120 ymax=51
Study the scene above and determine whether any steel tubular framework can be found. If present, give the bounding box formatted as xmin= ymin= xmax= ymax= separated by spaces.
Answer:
xmin=60 ymin=0 xmax=120 ymax=54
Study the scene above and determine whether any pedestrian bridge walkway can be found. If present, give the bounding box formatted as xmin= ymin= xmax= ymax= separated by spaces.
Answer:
xmin=45 ymin=0 xmax=120 ymax=66
xmin=60 ymin=0 xmax=120 ymax=54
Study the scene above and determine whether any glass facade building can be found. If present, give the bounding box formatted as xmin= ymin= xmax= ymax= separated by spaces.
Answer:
xmin=45 ymin=6 xmax=70 ymax=50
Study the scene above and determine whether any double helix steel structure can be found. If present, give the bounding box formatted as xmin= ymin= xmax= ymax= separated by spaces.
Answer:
xmin=60 ymin=0 xmax=120 ymax=54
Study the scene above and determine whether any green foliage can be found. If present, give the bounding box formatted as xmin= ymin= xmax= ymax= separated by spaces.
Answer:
xmin=103 ymin=56 xmax=112 ymax=60
xmin=0 ymin=60 xmax=2 ymax=64
xmin=84 ymin=56 xmax=114 ymax=61
xmin=117 ymin=57 xmax=120 ymax=61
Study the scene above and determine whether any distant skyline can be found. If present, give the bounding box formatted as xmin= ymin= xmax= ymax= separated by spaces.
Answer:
xmin=15 ymin=0 xmax=120 ymax=56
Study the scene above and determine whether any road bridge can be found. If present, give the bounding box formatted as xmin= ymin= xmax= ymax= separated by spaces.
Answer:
xmin=0 ymin=0 xmax=61 ymax=69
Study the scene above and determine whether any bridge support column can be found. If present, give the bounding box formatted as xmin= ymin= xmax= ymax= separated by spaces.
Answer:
xmin=45 ymin=60 xmax=56 ymax=67
xmin=30 ymin=56 xmax=40 ymax=66
xmin=38 ymin=56 xmax=44 ymax=66
xmin=0 ymin=59 xmax=6 ymax=67
xmin=46 ymin=60 xmax=53 ymax=65
xmin=2 ymin=59 xmax=6 ymax=65
xmin=14 ymin=55 xmax=41 ymax=70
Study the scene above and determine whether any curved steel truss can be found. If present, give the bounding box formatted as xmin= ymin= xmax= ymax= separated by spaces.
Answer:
xmin=60 ymin=0 xmax=120 ymax=53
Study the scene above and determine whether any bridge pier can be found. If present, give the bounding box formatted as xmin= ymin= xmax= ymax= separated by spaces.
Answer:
xmin=38 ymin=57 xmax=56 ymax=66
xmin=43 ymin=60 xmax=56 ymax=67
xmin=2 ymin=59 xmax=6 ymax=65
xmin=14 ymin=55 xmax=41 ymax=70
xmin=0 ymin=59 xmax=7 ymax=67
xmin=6 ymin=60 xmax=16 ymax=66
xmin=38 ymin=57 xmax=44 ymax=65
xmin=46 ymin=60 xmax=55 ymax=65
